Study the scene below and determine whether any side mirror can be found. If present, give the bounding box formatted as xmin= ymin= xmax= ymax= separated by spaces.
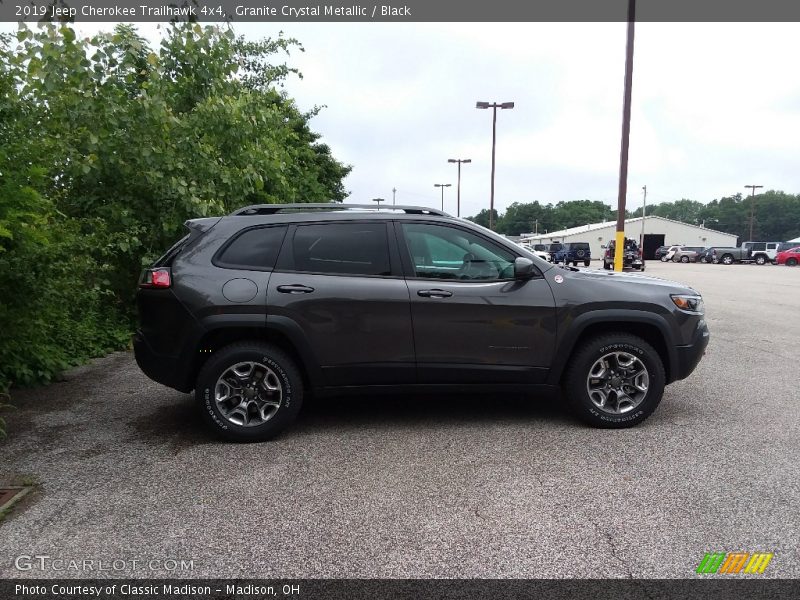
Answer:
xmin=514 ymin=256 xmax=536 ymax=279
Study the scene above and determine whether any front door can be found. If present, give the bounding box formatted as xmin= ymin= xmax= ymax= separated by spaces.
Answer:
xmin=396 ymin=222 xmax=557 ymax=384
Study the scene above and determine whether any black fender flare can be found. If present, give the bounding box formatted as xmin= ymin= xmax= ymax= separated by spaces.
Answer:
xmin=546 ymin=309 xmax=678 ymax=385
xmin=187 ymin=314 xmax=323 ymax=389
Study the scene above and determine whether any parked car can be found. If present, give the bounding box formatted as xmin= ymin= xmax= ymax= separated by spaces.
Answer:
xmin=654 ymin=245 xmax=672 ymax=261
xmin=775 ymin=246 xmax=800 ymax=266
xmin=552 ymin=242 xmax=592 ymax=267
xmin=134 ymin=203 xmax=708 ymax=441
xmin=696 ymin=248 xmax=716 ymax=263
xmin=517 ymin=241 xmax=549 ymax=262
xmin=711 ymin=241 xmax=782 ymax=265
xmin=604 ymin=238 xmax=644 ymax=270
xmin=670 ymin=246 xmax=706 ymax=263
xmin=545 ymin=242 xmax=563 ymax=262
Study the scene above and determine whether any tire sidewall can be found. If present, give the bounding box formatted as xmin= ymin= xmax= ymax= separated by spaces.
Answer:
xmin=197 ymin=345 xmax=302 ymax=441
xmin=567 ymin=337 xmax=665 ymax=427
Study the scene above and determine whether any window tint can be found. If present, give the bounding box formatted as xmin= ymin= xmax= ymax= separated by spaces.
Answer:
xmin=570 ymin=243 xmax=590 ymax=249
xmin=217 ymin=226 xmax=287 ymax=270
xmin=292 ymin=223 xmax=391 ymax=276
xmin=402 ymin=223 xmax=516 ymax=281
xmin=750 ymin=242 xmax=766 ymax=251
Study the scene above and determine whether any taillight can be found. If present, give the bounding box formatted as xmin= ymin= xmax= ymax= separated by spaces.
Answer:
xmin=140 ymin=268 xmax=171 ymax=288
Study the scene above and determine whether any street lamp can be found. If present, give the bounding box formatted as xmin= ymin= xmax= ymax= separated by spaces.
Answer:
xmin=744 ymin=184 xmax=763 ymax=241
xmin=447 ymin=158 xmax=472 ymax=218
xmin=372 ymin=197 xmax=385 ymax=208
xmin=476 ymin=101 xmax=514 ymax=230
xmin=434 ymin=183 xmax=451 ymax=211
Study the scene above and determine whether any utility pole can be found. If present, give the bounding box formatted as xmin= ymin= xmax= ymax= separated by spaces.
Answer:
xmin=447 ymin=158 xmax=471 ymax=217
xmin=392 ymin=187 xmax=397 ymax=205
xmin=614 ymin=0 xmax=636 ymax=272
xmin=372 ymin=197 xmax=384 ymax=208
xmin=639 ymin=185 xmax=647 ymax=257
xmin=745 ymin=184 xmax=763 ymax=241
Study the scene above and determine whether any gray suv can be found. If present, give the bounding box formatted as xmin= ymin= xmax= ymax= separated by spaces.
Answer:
xmin=134 ymin=204 xmax=709 ymax=441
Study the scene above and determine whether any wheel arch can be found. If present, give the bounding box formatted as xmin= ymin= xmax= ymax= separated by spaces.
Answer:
xmin=548 ymin=312 xmax=677 ymax=386
xmin=188 ymin=316 xmax=322 ymax=391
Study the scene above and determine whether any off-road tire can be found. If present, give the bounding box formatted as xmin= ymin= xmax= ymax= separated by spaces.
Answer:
xmin=196 ymin=342 xmax=304 ymax=442
xmin=563 ymin=334 xmax=665 ymax=428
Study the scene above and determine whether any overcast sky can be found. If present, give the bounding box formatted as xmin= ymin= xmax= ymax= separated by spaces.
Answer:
xmin=7 ymin=21 xmax=800 ymax=218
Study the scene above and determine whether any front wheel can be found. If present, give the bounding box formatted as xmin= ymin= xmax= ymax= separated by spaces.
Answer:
xmin=563 ymin=334 xmax=665 ymax=428
xmin=787 ymin=258 xmax=798 ymax=267
xmin=196 ymin=342 xmax=304 ymax=442
xmin=681 ymin=256 xmax=690 ymax=263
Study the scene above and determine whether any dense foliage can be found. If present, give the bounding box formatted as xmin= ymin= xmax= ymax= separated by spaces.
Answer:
xmin=470 ymin=193 xmax=800 ymax=241
xmin=0 ymin=24 xmax=351 ymax=394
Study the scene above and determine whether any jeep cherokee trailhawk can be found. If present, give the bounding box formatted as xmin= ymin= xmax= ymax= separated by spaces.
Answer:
xmin=134 ymin=204 xmax=709 ymax=441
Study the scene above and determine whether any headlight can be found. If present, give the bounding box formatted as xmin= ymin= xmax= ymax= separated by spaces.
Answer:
xmin=671 ymin=294 xmax=704 ymax=314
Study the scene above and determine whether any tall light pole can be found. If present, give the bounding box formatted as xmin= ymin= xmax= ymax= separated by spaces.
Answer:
xmin=372 ymin=197 xmax=385 ymax=208
xmin=476 ymin=101 xmax=514 ymax=230
xmin=392 ymin=187 xmax=397 ymax=205
xmin=447 ymin=158 xmax=472 ymax=218
xmin=614 ymin=0 xmax=636 ymax=272
xmin=640 ymin=184 xmax=647 ymax=258
xmin=434 ymin=183 xmax=451 ymax=211
xmin=745 ymin=184 xmax=763 ymax=241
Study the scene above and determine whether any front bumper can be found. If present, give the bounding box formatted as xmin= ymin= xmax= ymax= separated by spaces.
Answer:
xmin=673 ymin=319 xmax=710 ymax=382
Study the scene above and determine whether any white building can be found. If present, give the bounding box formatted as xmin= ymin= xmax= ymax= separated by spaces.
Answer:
xmin=521 ymin=215 xmax=739 ymax=260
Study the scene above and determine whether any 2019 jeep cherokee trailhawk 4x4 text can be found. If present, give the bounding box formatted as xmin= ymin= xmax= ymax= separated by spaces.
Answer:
xmin=134 ymin=204 xmax=709 ymax=441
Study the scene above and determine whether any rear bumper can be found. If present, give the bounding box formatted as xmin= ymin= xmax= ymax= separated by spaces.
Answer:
xmin=672 ymin=320 xmax=710 ymax=382
xmin=133 ymin=330 xmax=194 ymax=393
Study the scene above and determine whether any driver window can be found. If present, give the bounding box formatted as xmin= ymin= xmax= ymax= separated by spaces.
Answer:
xmin=401 ymin=223 xmax=516 ymax=281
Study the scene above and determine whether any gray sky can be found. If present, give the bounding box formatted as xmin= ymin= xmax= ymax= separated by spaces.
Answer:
xmin=7 ymin=22 xmax=800 ymax=217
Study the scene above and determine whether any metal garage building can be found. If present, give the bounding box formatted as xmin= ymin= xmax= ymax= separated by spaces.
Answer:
xmin=521 ymin=216 xmax=739 ymax=260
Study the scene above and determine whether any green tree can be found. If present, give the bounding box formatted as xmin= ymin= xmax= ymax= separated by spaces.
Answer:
xmin=0 ymin=24 xmax=351 ymax=393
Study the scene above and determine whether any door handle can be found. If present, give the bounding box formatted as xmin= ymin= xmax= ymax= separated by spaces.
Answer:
xmin=418 ymin=289 xmax=452 ymax=298
xmin=277 ymin=284 xmax=315 ymax=294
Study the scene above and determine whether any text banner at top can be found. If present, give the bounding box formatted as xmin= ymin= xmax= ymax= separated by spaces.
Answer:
xmin=3 ymin=0 xmax=800 ymax=23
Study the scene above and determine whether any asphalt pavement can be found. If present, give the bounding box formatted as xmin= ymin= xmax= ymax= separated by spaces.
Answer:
xmin=1 ymin=261 xmax=798 ymax=578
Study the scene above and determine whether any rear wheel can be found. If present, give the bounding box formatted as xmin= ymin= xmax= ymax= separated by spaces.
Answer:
xmin=721 ymin=254 xmax=734 ymax=265
xmin=755 ymin=255 xmax=767 ymax=265
xmin=584 ymin=260 xmax=591 ymax=267
xmin=563 ymin=334 xmax=665 ymax=428
xmin=196 ymin=342 xmax=304 ymax=442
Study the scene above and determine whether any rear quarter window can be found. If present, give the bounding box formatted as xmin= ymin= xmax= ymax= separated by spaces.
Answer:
xmin=215 ymin=225 xmax=288 ymax=271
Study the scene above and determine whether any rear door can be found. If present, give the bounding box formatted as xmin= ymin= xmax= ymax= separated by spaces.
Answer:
xmin=267 ymin=220 xmax=415 ymax=387
xmin=397 ymin=221 xmax=556 ymax=384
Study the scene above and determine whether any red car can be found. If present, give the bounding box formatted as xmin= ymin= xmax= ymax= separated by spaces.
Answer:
xmin=776 ymin=246 xmax=800 ymax=266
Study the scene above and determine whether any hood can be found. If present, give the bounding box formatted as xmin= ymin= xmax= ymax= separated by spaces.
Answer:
xmin=559 ymin=266 xmax=698 ymax=294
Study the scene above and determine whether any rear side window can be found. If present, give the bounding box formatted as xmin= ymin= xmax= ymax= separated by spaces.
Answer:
xmin=216 ymin=226 xmax=288 ymax=271
xmin=292 ymin=223 xmax=391 ymax=276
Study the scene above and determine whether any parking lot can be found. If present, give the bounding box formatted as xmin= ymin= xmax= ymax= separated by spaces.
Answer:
xmin=1 ymin=261 xmax=798 ymax=578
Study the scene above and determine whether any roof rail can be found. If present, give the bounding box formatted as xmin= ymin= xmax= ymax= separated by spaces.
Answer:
xmin=229 ymin=203 xmax=450 ymax=217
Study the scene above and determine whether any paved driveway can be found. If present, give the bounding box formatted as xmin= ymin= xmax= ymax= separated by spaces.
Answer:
xmin=1 ymin=262 xmax=798 ymax=578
